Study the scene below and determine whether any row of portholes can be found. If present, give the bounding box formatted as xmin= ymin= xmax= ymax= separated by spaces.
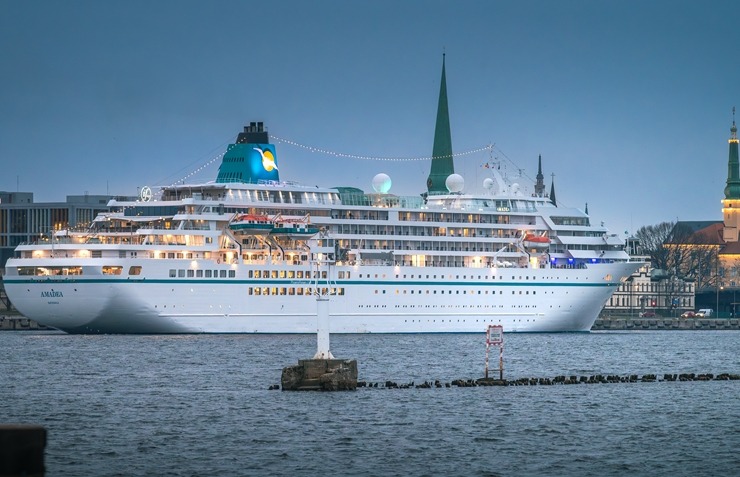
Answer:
xmin=356 ymin=273 xmax=575 ymax=281
xmin=393 ymin=304 xmax=538 ymax=309
xmin=404 ymin=318 xmax=536 ymax=323
xmin=372 ymin=289 xmax=540 ymax=295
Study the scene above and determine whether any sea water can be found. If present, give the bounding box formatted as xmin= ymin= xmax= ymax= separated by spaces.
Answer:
xmin=1 ymin=331 xmax=738 ymax=476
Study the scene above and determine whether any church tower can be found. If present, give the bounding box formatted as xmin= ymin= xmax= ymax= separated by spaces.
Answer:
xmin=722 ymin=108 xmax=740 ymax=243
xmin=426 ymin=54 xmax=455 ymax=195
xmin=534 ymin=154 xmax=545 ymax=197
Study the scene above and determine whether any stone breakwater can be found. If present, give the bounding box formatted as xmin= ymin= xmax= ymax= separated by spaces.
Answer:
xmin=0 ymin=316 xmax=50 ymax=331
xmin=592 ymin=317 xmax=740 ymax=331
xmin=267 ymin=373 xmax=740 ymax=390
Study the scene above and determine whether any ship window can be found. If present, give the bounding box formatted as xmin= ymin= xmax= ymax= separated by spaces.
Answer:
xmin=196 ymin=270 xmax=203 ymax=278
xmin=178 ymin=270 xmax=185 ymax=278
xmin=322 ymin=271 xmax=327 ymax=279
xmin=254 ymin=288 xmax=261 ymax=295
xmin=103 ymin=266 xmax=122 ymax=275
xmin=168 ymin=253 xmax=175 ymax=259
xmin=288 ymin=288 xmax=295 ymax=296
xmin=205 ymin=270 xmax=212 ymax=278
xmin=297 ymin=288 xmax=304 ymax=296
xmin=169 ymin=269 xmax=176 ymax=277
xmin=229 ymin=270 xmax=236 ymax=278
xmin=129 ymin=266 xmax=142 ymax=276
xmin=288 ymin=271 xmax=295 ymax=278
xmin=338 ymin=288 xmax=345 ymax=295
xmin=220 ymin=270 xmax=227 ymax=278
xmin=279 ymin=287 xmax=286 ymax=295
xmin=271 ymin=271 xmax=278 ymax=279
xmin=297 ymin=271 xmax=304 ymax=278
xmin=187 ymin=270 xmax=194 ymax=278
xmin=248 ymin=288 xmax=253 ymax=295
xmin=17 ymin=267 xmax=35 ymax=276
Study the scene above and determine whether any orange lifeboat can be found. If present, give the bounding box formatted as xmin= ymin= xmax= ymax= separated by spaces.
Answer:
xmin=229 ymin=214 xmax=274 ymax=234
xmin=522 ymin=233 xmax=550 ymax=249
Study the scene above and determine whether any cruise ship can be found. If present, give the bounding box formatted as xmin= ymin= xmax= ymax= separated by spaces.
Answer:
xmin=2 ymin=61 xmax=642 ymax=334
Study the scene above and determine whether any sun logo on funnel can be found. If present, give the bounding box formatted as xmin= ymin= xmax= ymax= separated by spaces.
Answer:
xmin=254 ymin=147 xmax=278 ymax=172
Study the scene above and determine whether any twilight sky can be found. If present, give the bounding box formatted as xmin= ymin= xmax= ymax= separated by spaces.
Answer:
xmin=1 ymin=0 xmax=738 ymax=236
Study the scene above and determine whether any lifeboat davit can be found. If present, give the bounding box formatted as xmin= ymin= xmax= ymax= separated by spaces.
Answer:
xmin=271 ymin=215 xmax=319 ymax=236
xmin=229 ymin=214 xmax=274 ymax=234
xmin=522 ymin=233 xmax=550 ymax=249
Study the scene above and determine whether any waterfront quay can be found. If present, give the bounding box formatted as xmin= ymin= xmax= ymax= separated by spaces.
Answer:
xmin=0 ymin=313 xmax=50 ymax=331
xmin=593 ymin=314 xmax=740 ymax=331
xmin=2 ymin=312 xmax=739 ymax=332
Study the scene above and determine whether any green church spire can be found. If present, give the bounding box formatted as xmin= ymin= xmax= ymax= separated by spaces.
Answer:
xmin=426 ymin=54 xmax=455 ymax=195
xmin=724 ymin=107 xmax=740 ymax=199
xmin=549 ymin=174 xmax=557 ymax=206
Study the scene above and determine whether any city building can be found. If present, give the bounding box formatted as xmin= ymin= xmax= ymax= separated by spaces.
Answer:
xmin=0 ymin=192 xmax=115 ymax=269
xmin=605 ymin=237 xmax=696 ymax=316
xmin=610 ymin=112 xmax=740 ymax=318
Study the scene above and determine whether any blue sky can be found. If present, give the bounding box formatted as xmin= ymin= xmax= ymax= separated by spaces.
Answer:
xmin=1 ymin=0 xmax=738 ymax=236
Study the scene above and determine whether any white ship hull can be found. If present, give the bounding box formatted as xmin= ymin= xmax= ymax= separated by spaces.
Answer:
xmin=3 ymin=259 xmax=641 ymax=334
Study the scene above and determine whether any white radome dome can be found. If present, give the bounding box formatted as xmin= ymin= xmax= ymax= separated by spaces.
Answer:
xmin=372 ymin=173 xmax=392 ymax=194
xmin=445 ymin=174 xmax=464 ymax=193
xmin=483 ymin=178 xmax=494 ymax=190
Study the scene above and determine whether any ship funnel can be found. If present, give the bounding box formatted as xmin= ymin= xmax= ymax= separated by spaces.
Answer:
xmin=216 ymin=122 xmax=279 ymax=184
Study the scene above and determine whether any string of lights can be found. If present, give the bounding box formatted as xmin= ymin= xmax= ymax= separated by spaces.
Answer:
xmin=167 ymin=150 xmax=227 ymax=187
xmin=271 ymin=134 xmax=492 ymax=162
xmin=162 ymin=134 xmax=538 ymax=188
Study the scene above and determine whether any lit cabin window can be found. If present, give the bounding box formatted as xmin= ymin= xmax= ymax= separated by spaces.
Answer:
xmin=103 ymin=266 xmax=123 ymax=275
xmin=129 ymin=266 xmax=142 ymax=276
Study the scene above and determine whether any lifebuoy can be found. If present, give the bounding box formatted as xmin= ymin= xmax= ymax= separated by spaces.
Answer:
xmin=217 ymin=259 xmax=221 ymax=264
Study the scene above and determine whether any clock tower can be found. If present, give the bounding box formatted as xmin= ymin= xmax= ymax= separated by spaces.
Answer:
xmin=722 ymin=108 xmax=740 ymax=242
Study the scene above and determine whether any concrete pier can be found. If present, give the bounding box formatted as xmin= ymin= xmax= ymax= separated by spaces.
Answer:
xmin=281 ymin=359 xmax=358 ymax=391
